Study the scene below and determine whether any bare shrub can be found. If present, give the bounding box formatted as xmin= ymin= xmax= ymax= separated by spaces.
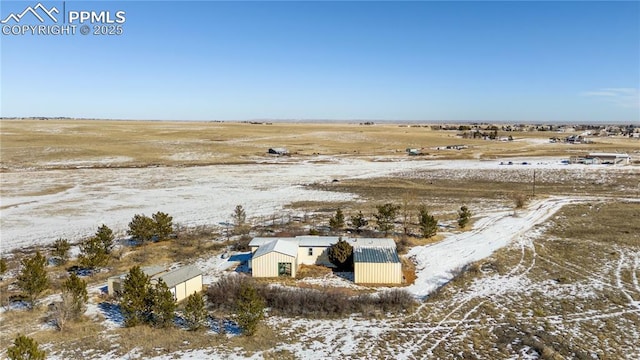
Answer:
xmin=375 ymin=289 xmax=416 ymax=312
xmin=258 ymin=286 xmax=350 ymax=318
xmin=267 ymin=286 xmax=414 ymax=318
xmin=511 ymin=193 xmax=529 ymax=210
xmin=396 ymin=236 xmax=411 ymax=254
xmin=206 ymin=274 xmax=253 ymax=312
xmin=232 ymin=235 xmax=252 ymax=252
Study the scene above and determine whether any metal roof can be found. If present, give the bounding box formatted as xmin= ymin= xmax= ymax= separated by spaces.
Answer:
xmin=253 ymin=239 xmax=298 ymax=258
xmin=293 ymin=236 xmax=396 ymax=249
xmin=251 ymin=236 xmax=397 ymax=249
xmin=587 ymin=153 xmax=629 ymax=158
xmin=142 ymin=265 xmax=167 ymax=277
xmin=152 ymin=265 xmax=202 ymax=289
xmin=348 ymin=237 xmax=396 ymax=249
xmin=354 ymin=247 xmax=400 ymax=264
xmin=249 ymin=237 xmax=277 ymax=247
xmin=296 ymin=236 xmax=339 ymax=247
xmin=108 ymin=265 xmax=167 ymax=281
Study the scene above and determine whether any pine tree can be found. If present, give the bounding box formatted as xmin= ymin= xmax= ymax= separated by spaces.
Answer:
xmin=79 ymin=236 xmax=109 ymax=271
xmin=121 ymin=266 xmax=151 ymax=327
xmin=128 ymin=214 xmax=156 ymax=244
xmin=7 ymin=334 xmax=45 ymax=360
xmin=349 ymin=211 xmax=368 ymax=234
xmin=329 ymin=208 xmax=345 ymax=233
xmin=401 ymin=195 xmax=414 ymax=236
xmin=418 ymin=205 xmax=438 ymax=238
xmin=1 ymin=258 xmax=9 ymax=308
xmin=149 ymin=279 xmax=176 ymax=328
xmin=458 ymin=206 xmax=472 ymax=228
xmin=327 ymin=238 xmax=354 ymax=271
xmin=53 ymin=275 xmax=88 ymax=332
xmin=184 ymin=292 xmax=208 ymax=331
xmin=0 ymin=257 xmax=7 ymax=276
xmin=95 ymin=224 xmax=115 ymax=254
xmin=234 ymin=283 xmax=264 ymax=336
xmin=51 ymin=238 xmax=71 ymax=265
xmin=231 ymin=205 xmax=249 ymax=235
xmin=61 ymin=273 xmax=88 ymax=320
xmin=17 ymin=251 xmax=49 ymax=309
xmin=152 ymin=212 xmax=173 ymax=241
xmin=374 ymin=203 xmax=400 ymax=236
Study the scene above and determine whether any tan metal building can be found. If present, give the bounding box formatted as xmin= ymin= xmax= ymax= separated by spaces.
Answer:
xmin=107 ymin=265 xmax=166 ymax=297
xmin=353 ymin=247 xmax=402 ymax=284
xmin=250 ymin=239 xmax=298 ymax=278
xmin=153 ymin=265 xmax=203 ymax=302
xmin=107 ymin=264 xmax=203 ymax=302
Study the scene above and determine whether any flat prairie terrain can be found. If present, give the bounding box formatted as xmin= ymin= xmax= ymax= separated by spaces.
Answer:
xmin=0 ymin=119 xmax=639 ymax=359
xmin=1 ymin=119 xmax=638 ymax=170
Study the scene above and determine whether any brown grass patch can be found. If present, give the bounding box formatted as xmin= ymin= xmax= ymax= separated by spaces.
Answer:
xmin=401 ymin=258 xmax=417 ymax=285
xmin=547 ymin=201 xmax=640 ymax=247
xmin=296 ymin=264 xmax=332 ymax=279
xmin=30 ymin=320 xmax=110 ymax=357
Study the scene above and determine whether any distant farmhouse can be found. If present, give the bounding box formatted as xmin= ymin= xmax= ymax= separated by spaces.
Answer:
xmin=249 ymin=236 xmax=402 ymax=284
xmin=268 ymin=147 xmax=288 ymax=156
xmin=570 ymin=153 xmax=631 ymax=165
xmin=108 ymin=265 xmax=203 ymax=302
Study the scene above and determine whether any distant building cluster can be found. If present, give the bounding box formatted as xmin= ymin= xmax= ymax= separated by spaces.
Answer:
xmin=430 ymin=123 xmax=639 ymax=138
xmin=569 ymin=153 xmax=631 ymax=165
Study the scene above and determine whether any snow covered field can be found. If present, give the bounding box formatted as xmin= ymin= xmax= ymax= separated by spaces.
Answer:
xmin=2 ymin=156 xmax=635 ymax=252
xmin=406 ymin=196 xmax=589 ymax=298
xmin=2 ymin=156 xmax=639 ymax=359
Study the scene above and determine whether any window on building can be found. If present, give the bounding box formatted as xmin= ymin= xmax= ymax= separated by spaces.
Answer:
xmin=278 ymin=262 xmax=292 ymax=277
xmin=308 ymin=248 xmax=313 ymax=256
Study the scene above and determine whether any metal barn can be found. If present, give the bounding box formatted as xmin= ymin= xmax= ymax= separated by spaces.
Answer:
xmin=251 ymin=239 xmax=298 ymax=278
xmin=353 ymin=247 xmax=402 ymax=284
xmin=153 ymin=265 xmax=203 ymax=302
xmin=107 ymin=265 xmax=203 ymax=302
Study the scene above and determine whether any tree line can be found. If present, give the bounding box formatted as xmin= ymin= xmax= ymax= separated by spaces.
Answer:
xmin=325 ymin=203 xmax=473 ymax=238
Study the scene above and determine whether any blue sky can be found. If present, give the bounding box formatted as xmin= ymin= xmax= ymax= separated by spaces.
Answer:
xmin=1 ymin=1 xmax=639 ymax=122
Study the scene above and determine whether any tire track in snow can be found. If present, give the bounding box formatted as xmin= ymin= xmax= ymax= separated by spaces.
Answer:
xmin=424 ymin=301 xmax=487 ymax=356
xmin=536 ymin=241 xmax=637 ymax=289
xmin=536 ymin=256 xmax=619 ymax=290
xmin=633 ymin=254 xmax=640 ymax=294
xmin=616 ymin=250 xmax=640 ymax=312
xmin=397 ymin=296 xmax=477 ymax=358
xmin=406 ymin=197 xmax=577 ymax=299
xmin=545 ymin=307 xmax=640 ymax=324
xmin=399 ymin=202 xmax=553 ymax=358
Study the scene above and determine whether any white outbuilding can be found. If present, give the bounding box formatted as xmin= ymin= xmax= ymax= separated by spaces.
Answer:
xmin=250 ymin=239 xmax=298 ymax=277
xmin=353 ymin=247 xmax=402 ymax=284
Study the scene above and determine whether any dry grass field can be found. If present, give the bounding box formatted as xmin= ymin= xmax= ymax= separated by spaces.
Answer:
xmin=1 ymin=119 xmax=638 ymax=171
xmin=1 ymin=119 xmax=639 ymax=359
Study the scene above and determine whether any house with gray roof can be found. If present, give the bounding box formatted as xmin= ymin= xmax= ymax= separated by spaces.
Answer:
xmin=249 ymin=236 xmax=402 ymax=284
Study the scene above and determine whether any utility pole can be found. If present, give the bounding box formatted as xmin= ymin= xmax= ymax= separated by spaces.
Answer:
xmin=532 ymin=169 xmax=536 ymax=197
